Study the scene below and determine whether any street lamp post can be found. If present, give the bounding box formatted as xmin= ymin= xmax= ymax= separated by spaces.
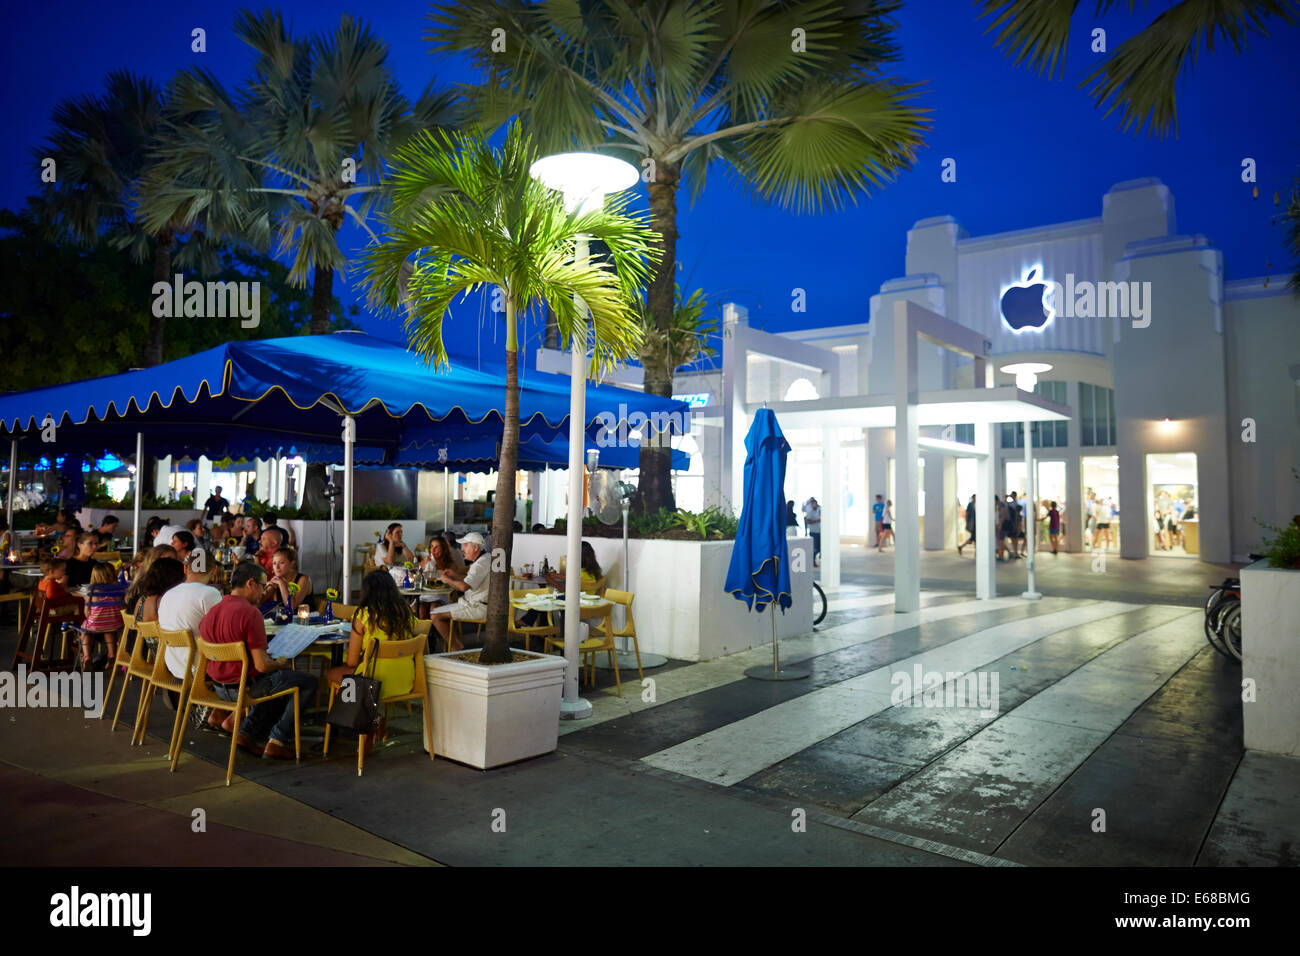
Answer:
xmin=1002 ymin=363 xmax=1053 ymax=601
xmin=529 ymin=152 xmax=639 ymax=721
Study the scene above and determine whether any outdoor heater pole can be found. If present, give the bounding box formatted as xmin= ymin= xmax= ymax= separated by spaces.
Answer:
xmin=6 ymin=439 xmax=16 ymax=531
xmin=561 ymin=233 xmax=592 ymax=719
xmin=132 ymin=432 xmax=142 ymax=552
xmin=443 ymin=467 xmax=450 ymax=531
xmin=1023 ymin=420 xmax=1041 ymax=600
xmin=342 ymin=416 xmax=355 ymax=603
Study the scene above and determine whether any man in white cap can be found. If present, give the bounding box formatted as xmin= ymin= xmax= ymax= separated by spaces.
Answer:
xmin=430 ymin=532 xmax=490 ymax=652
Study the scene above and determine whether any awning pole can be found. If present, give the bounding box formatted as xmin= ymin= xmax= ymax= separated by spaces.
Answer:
xmin=6 ymin=439 xmax=16 ymax=530
xmin=342 ymin=416 xmax=355 ymax=602
xmin=132 ymin=432 xmax=143 ymax=553
xmin=561 ymin=236 xmax=592 ymax=720
xmin=443 ymin=467 xmax=450 ymax=531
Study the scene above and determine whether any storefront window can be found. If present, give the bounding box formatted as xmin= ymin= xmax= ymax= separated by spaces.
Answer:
xmin=1001 ymin=382 xmax=1068 ymax=448
xmin=1080 ymin=383 xmax=1116 ymax=446
xmin=1147 ymin=453 xmax=1199 ymax=558
xmin=1081 ymin=455 xmax=1120 ymax=551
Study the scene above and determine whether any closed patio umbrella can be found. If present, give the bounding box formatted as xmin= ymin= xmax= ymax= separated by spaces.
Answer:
xmin=724 ymin=409 xmax=806 ymax=681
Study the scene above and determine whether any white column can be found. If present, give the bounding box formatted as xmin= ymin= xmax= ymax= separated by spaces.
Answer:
xmin=155 ymin=455 xmax=172 ymax=500
xmin=275 ymin=455 xmax=288 ymax=507
xmin=923 ymin=445 xmax=946 ymax=550
xmin=342 ymin=418 xmax=355 ymax=601
xmin=1023 ymin=421 xmax=1042 ymax=600
xmin=254 ymin=459 xmax=270 ymax=503
xmin=196 ymin=456 xmax=213 ymax=513
xmin=820 ymin=426 xmax=841 ymax=588
xmin=5 ymin=439 xmax=16 ymax=530
xmin=893 ymin=303 xmax=920 ymax=613
xmin=973 ymin=356 xmax=996 ymax=601
xmin=443 ymin=468 xmax=451 ymax=530
xmin=132 ymin=433 xmax=143 ymax=553
xmin=562 ymin=235 xmax=592 ymax=720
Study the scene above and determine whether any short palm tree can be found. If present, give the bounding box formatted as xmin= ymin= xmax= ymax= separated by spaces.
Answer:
xmin=362 ymin=123 xmax=658 ymax=664
xmin=978 ymin=0 xmax=1300 ymax=136
xmin=145 ymin=9 xmax=460 ymax=335
xmin=427 ymin=0 xmax=928 ymax=515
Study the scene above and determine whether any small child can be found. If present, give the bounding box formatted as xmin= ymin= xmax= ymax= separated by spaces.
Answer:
xmin=80 ymin=561 xmax=126 ymax=669
xmin=37 ymin=559 xmax=69 ymax=601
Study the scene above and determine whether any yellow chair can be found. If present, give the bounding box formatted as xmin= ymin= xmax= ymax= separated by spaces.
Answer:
xmin=110 ymin=620 xmax=158 ymax=732
xmin=544 ymin=602 xmax=620 ymax=696
xmin=92 ymin=551 xmax=122 ymax=563
xmin=132 ymin=627 xmax=196 ymax=760
xmin=509 ymin=588 xmax=557 ymax=652
xmin=101 ymin=610 xmax=136 ymax=717
xmin=332 ymin=603 xmax=357 ymax=622
xmin=172 ymin=637 xmax=303 ymax=786
xmin=323 ymin=632 xmax=433 ymax=776
xmin=602 ymin=588 xmax=643 ymax=681
xmin=0 ymin=585 xmax=35 ymax=632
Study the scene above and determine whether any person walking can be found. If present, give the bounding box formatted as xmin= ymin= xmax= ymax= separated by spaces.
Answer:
xmin=880 ymin=500 xmax=894 ymax=549
xmin=958 ymin=494 xmax=976 ymax=555
xmin=803 ymin=498 xmax=822 ymax=568
xmin=872 ymin=494 xmax=885 ymax=550
xmin=1048 ymin=501 xmax=1061 ymax=554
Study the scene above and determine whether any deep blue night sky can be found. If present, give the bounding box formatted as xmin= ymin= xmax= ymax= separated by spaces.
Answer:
xmin=4 ymin=0 xmax=1297 ymax=356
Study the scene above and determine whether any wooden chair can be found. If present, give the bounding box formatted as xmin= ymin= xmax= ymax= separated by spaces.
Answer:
xmin=602 ymin=588 xmax=643 ymax=680
xmin=92 ymin=551 xmax=122 ymax=563
xmin=332 ymin=603 xmax=357 ymax=622
xmin=509 ymin=588 xmax=557 ymax=653
xmin=132 ymin=627 xmax=195 ymax=760
xmin=101 ymin=610 xmax=136 ymax=718
xmin=0 ymin=584 xmax=35 ymax=634
xmin=111 ymin=620 xmax=159 ymax=732
xmin=172 ymin=637 xmax=303 ymax=786
xmin=12 ymin=591 xmax=83 ymax=673
xmin=544 ymin=602 xmax=619 ymax=696
xmin=323 ymin=632 xmax=433 ymax=776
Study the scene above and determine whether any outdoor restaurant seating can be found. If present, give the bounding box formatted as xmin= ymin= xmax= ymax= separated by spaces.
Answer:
xmin=12 ymin=591 xmax=83 ymax=673
xmin=509 ymin=587 xmax=558 ymax=652
xmin=132 ymin=627 xmax=196 ymax=761
xmin=101 ymin=609 xmax=136 ymax=718
xmin=602 ymin=588 xmax=642 ymax=681
xmin=175 ymin=636 xmax=304 ymax=786
xmin=0 ymin=586 xmax=34 ymax=636
xmin=322 ymin=632 xmax=433 ymax=776
xmin=544 ymin=601 xmax=619 ymax=696
xmin=111 ymin=620 xmax=159 ymax=733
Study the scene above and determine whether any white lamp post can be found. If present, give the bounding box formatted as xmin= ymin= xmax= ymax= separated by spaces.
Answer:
xmin=529 ymin=152 xmax=639 ymax=720
xmin=1002 ymin=363 xmax=1053 ymax=601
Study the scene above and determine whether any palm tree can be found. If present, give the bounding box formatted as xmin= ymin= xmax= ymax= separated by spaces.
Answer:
xmin=427 ymin=0 xmax=928 ymax=514
xmin=33 ymin=70 xmax=222 ymax=366
xmin=977 ymin=0 xmax=1300 ymax=136
xmin=145 ymin=9 xmax=460 ymax=335
xmin=362 ymin=122 xmax=658 ymax=664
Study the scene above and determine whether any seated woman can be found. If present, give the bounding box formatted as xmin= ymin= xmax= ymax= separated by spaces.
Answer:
xmin=124 ymin=557 xmax=186 ymax=625
xmin=414 ymin=535 xmax=464 ymax=619
xmin=375 ymin=522 xmax=414 ymax=568
xmin=65 ymin=532 xmax=100 ymax=588
xmin=326 ymin=570 xmax=417 ymax=736
xmin=260 ymin=547 xmax=312 ymax=614
xmin=430 ymin=532 xmax=489 ymax=652
xmin=543 ymin=540 xmax=603 ymax=593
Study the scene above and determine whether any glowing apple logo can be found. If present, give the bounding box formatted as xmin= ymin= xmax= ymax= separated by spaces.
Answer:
xmin=999 ymin=268 xmax=1055 ymax=333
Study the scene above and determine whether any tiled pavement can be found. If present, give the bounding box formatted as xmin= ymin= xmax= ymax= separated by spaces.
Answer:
xmin=2 ymin=577 xmax=1296 ymax=866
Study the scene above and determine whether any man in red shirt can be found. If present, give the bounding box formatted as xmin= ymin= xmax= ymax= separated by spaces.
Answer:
xmin=199 ymin=560 xmax=316 ymax=759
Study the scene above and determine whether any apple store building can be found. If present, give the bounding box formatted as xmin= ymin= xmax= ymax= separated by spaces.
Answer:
xmin=679 ymin=177 xmax=1300 ymax=569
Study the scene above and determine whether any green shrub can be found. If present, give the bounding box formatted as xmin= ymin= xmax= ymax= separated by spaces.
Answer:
xmin=1256 ymin=468 xmax=1300 ymax=570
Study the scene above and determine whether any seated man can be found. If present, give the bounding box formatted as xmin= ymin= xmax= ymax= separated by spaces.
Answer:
xmin=430 ymin=532 xmax=489 ymax=652
xmin=94 ymin=514 xmax=120 ymax=548
xmin=198 ymin=561 xmax=316 ymax=759
xmin=241 ymin=516 xmax=263 ymax=553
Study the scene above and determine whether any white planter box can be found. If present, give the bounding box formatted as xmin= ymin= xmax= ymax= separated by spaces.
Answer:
xmin=508 ymin=534 xmax=814 ymax=661
xmin=423 ymin=649 xmax=567 ymax=769
xmin=1241 ymin=560 xmax=1300 ymax=757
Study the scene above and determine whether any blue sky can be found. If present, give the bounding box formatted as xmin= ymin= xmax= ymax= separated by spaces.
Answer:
xmin=3 ymin=0 xmax=1297 ymax=356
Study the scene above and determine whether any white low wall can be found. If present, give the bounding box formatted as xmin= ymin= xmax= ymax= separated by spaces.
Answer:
xmin=76 ymin=508 xmax=201 ymax=546
xmin=1241 ymin=560 xmax=1300 ymax=757
xmin=509 ymin=534 xmax=814 ymax=661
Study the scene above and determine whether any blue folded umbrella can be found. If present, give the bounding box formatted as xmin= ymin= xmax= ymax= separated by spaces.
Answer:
xmin=724 ymin=409 xmax=792 ymax=614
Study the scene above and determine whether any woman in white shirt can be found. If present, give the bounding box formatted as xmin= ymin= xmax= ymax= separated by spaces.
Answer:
xmin=375 ymin=522 xmax=414 ymax=567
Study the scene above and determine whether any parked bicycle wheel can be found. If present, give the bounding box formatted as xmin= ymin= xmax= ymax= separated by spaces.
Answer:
xmin=812 ymin=581 xmax=827 ymax=627
xmin=1204 ymin=589 xmax=1234 ymax=658
xmin=1219 ymin=604 xmax=1243 ymax=661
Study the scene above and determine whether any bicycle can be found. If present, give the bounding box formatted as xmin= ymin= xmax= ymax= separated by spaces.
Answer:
xmin=1204 ymin=577 xmax=1241 ymax=661
xmin=812 ymin=580 xmax=827 ymax=627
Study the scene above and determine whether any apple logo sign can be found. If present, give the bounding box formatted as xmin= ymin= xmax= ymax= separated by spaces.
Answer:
xmin=999 ymin=268 xmax=1055 ymax=333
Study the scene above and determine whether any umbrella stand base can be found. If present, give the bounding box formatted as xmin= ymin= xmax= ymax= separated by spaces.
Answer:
xmin=595 ymin=651 xmax=668 ymax=671
xmin=744 ymin=664 xmax=810 ymax=681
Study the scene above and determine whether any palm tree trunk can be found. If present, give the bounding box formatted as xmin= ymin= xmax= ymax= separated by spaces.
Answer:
xmin=635 ymin=160 xmax=680 ymax=516
xmin=309 ymin=264 xmax=334 ymax=335
xmin=145 ymin=228 xmax=173 ymax=366
xmin=479 ymin=296 xmax=520 ymax=664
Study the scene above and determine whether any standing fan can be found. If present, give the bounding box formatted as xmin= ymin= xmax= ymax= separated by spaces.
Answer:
xmin=589 ymin=470 xmax=666 ymax=670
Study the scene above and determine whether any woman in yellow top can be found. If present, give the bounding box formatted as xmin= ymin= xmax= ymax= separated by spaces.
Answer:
xmin=543 ymin=540 xmax=603 ymax=592
xmin=326 ymin=570 xmax=417 ymax=702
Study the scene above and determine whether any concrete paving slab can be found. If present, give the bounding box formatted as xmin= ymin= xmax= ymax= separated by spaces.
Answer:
xmin=1199 ymin=750 xmax=1300 ymax=866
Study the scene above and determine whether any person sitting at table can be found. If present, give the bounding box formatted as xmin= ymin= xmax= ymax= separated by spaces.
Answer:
xmin=65 ymin=532 xmax=99 ymax=588
xmin=543 ymin=541 xmax=603 ymax=593
xmin=78 ymin=561 xmax=127 ymax=670
xmin=257 ymin=527 xmax=285 ymax=574
xmin=326 ymin=570 xmax=416 ymax=738
xmin=211 ymin=512 xmax=235 ymax=543
xmin=185 ymin=518 xmax=211 ymax=550
xmin=38 ymin=559 xmax=70 ymax=601
xmin=375 ymin=522 xmax=414 ymax=568
xmin=53 ymin=527 xmax=77 ymax=560
xmin=430 ymin=532 xmax=489 ymax=652
xmin=231 ymin=515 xmax=245 ymax=541
xmin=264 ymin=513 xmax=295 ymax=547
xmin=531 ymin=523 xmax=545 ymax=533
xmin=241 ymin=516 xmax=263 ymax=553
xmin=144 ymin=516 xmax=165 ymax=546
xmin=160 ymin=561 xmax=224 ymax=687
xmin=261 ymin=546 xmax=312 ymax=613
xmin=171 ymin=530 xmax=197 ymax=569
xmin=54 ymin=508 xmax=82 ymax=534
xmin=415 ymin=535 xmax=463 ymax=619
xmin=125 ymin=556 xmax=186 ymax=626
xmin=156 ymin=520 xmax=189 ymax=550
xmin=94 ymin=514 xmax=120 ymax=548
xmin=199 ymin=560 xmax=314 ymax=758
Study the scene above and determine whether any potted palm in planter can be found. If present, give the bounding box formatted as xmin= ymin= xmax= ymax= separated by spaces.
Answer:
xmin=363 ymin=123 xmax=655 ymax=768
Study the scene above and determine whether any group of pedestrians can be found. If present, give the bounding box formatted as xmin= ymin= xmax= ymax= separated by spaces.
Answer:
xmin=955 ymin=493 xmax=1061 ymax=561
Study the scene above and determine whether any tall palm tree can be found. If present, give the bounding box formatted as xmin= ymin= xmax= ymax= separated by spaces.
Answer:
xmin=427 ymin=0 xmax=928 ymax=515
xmin=33 ymin=70 xmax=222 ymax=366
xmin=146 ymin=9 xmax=460 ymax=335
xmin=638 ymin=284 xmax=717 ymax=380
xmin=978 ymin=0 xmax=1300 ymax=136
xmin=362 ymin=123 xmax=657 ymax=664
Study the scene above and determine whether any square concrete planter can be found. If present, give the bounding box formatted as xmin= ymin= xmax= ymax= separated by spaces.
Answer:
xmin=1241 ymin=560 xmax=1300 ymax=757
xmin=423 ymin=649 xmax=567 ymax=769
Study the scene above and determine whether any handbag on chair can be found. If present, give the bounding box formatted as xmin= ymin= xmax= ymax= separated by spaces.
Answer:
xmin=326 ymin=640 xmax=381 ymax=734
